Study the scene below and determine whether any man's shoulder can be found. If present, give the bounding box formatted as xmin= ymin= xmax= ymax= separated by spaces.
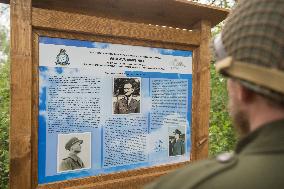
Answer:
xmin=131 ymin=96 xmax=140 ymax=104
xmin=145 ymin=151 xmax=284 ymax=189
xmin=145 ymin=152 xmax=237 ymax=189
xmin=61 ymin=156 xmax=74 ymax=164
xmin=60 ymin=157 xmax=74 ymax=171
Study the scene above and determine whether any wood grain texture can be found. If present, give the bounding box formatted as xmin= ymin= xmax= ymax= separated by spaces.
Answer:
xmin=10 ymin=0 xmax=32 ymax=189
xmin=31 ymin=32 xmax=40 ymax=189
xmin=34 ymin=29 xmax=196 ymax=52
xmin=2 ymin=0 xmax=229 ymax=28
xmin=31 ymin=0 xmax=229 ymax=29
xmin=37 ymin=162 xmax=189 ymax=189
xmin=32 ymin=8 xmax=201 ymax=46
xmin=191 ymin=20 xmax=211 ymax=161
xmin=0 ymin=0 xmax=9 ymax=3
xmin=64 ymin=171 xmax=169 ymax=189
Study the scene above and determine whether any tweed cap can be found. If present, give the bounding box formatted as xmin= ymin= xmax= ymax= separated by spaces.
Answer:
xmin=213 ymin=0 xmax=284 ymax=102
xmin=65 ymin=137 xmax=83 ymax=151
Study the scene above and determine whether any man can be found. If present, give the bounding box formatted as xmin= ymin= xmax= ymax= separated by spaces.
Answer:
xmin=145 ymin=0 xmax=284 ymax=188
xmin=114 ymin=82 xmax=140 ymax=114
xmin=59 ymin=137 xmax=85 ymax=171
xmin=172 ymin=129 xmax=185 ymax=156
xmin=169 ymin=136 xmax=175 ymax=156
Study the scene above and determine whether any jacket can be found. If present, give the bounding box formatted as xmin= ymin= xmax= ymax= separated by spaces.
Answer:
xmin=145 ymin=119 xmax=284 ymax=189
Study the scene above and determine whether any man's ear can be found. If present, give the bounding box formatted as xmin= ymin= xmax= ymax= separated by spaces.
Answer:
xmin=237 ymin=83 xmax=255 ymax=104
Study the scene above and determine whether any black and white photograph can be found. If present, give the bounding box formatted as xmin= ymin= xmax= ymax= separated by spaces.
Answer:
xmin=113 ymin=77 xmax=141 ymax=114
xmin=57 ymin=132 xmax=91 ymax=173
xmin=168 ymin=127 xmax=186 ymax=156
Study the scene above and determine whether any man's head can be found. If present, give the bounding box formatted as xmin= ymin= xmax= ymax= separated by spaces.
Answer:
xmin=227 ymin=78 xmax=284 ymax=136
xmin=65 ymin=137 xmax=83 ymax=154
xmin=174 ymin=129 xmax=181 ymax=139
xmin=212 ymin=0 xmax=284 ymax=136
xmin=124 ymin=82 xmax=135 ymax=97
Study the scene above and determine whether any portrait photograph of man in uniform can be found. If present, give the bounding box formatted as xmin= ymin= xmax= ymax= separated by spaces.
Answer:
xmin=169 ymin=129 xmax=185 ymax=157
xmin=57 ymin=133 xmax=91 ymax=172
xmin=113 ymin=78 xmax=141 ymax=114
xmin=145 ymin=0 xmax=284 ymax=188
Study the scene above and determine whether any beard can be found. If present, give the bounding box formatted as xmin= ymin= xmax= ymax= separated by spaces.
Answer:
xmin=228 ymin=99 xmax=250 ymax=138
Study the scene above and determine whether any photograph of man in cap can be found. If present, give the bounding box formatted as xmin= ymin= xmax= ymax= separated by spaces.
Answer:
xmin=113 ymin=78 xmax=141 ymax=114
xmin=59 ymin=137 xmax=85 ymax=172
xmin=169 ymin=129 xmax=185 ymax=156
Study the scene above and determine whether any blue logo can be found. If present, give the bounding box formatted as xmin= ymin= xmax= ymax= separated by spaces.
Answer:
xmin=55 ymin=49 xmax=70 ymax=66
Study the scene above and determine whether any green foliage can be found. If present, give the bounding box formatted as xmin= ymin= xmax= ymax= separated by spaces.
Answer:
xmin=209 ymin=63 xmax=237 ymax=155
xmin=0 ymin=25 xmax=10 ymax=189
xmin=191 ymin=0 xmax=234 ymax=8
xmin=0 ymin=28 xmax=9 ymax=56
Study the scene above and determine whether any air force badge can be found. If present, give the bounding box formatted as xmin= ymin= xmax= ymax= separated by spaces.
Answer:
xmin=55 ymin=49 xmax=70 ymax=66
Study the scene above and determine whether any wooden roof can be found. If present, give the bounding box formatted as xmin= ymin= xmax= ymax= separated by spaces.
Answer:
xmin=1 ymin=0 xmax=229 ymax=29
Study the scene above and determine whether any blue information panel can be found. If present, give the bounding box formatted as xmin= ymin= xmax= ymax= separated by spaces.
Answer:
xmin=38 ymin=37 xmax=193 ymax=184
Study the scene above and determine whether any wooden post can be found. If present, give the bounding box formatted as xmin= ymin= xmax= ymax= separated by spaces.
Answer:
xmin=191 ymin=20 xmax=211 ymax=161
xmin=10 ymin=0 xmax=32 ymax=188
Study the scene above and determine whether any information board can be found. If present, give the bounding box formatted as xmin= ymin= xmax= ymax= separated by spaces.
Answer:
xmin=38 ymin=37 xmax=193 ymax=184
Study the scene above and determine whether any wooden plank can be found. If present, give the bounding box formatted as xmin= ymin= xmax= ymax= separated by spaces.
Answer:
xmin=191 ymin=20 xmax=211 ymax=161
xmin=31 ymin=0 xmax=229 ymax=29
xmin=34 ymin=29 xmax=196 ymax=52
xmin=10 ymin=0 xmax=32 ymax=189
xmin=65 ymin=171 xmax=170 ymax=189
xmin=37 ymin=162 xmax=188 ymax=189
xmin=0 ymin=0 xmax=9 ymax=4
xmin=31 ymin=32 xmax=40 ymax=189
xmin=32 ymin=8 xmax=201 ymax=46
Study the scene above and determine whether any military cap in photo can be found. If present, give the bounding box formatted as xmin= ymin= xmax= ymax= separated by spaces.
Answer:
xmin=212 ymin=0 xmax=284 ymax=103
xmin=65 ymin=137 xmax=83 ymax=151
xmin=173 ymin=129 xmax=182 ymax=135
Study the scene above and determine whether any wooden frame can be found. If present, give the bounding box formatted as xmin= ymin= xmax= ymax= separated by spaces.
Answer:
xmin=10 ymin=1 xmax=32 ymax=189
xmin=9 ymin=0 xmax=227 ymax=188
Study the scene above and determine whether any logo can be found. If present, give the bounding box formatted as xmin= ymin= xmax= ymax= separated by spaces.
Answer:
xmin=170 ymin=58 xmax=186 ymax=70
xmin=55 ymin=49 xmax=70 ymax=66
